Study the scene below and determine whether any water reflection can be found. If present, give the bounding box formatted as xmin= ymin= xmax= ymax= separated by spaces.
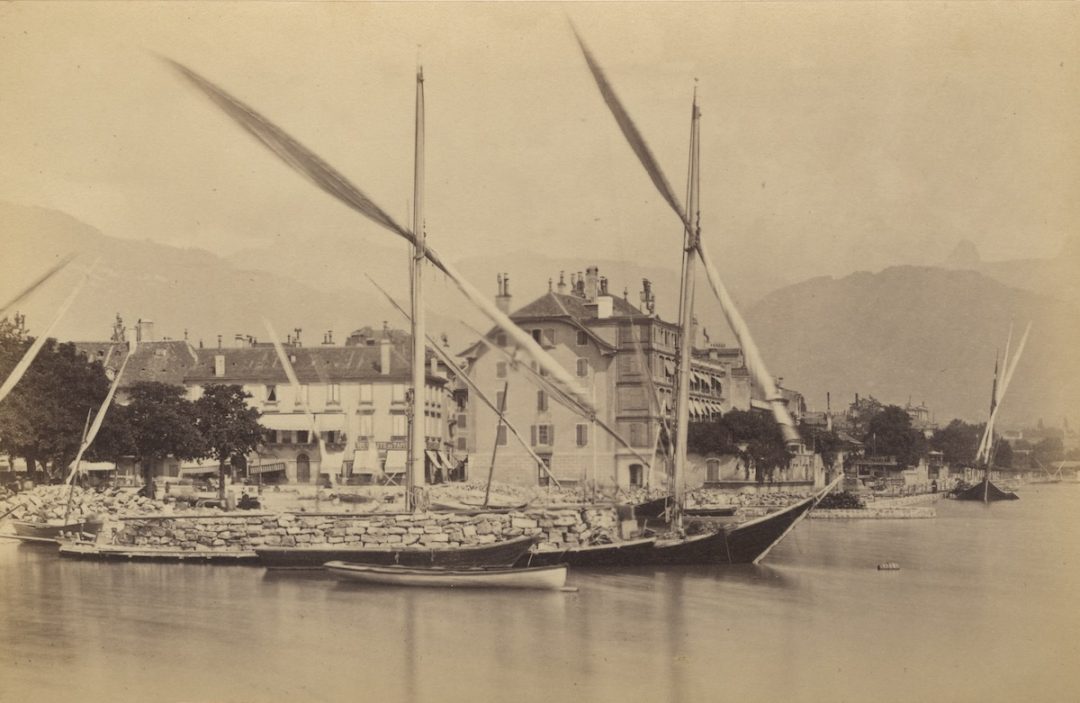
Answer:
xmin=3 ymin=486 xmax=1080 ymax=702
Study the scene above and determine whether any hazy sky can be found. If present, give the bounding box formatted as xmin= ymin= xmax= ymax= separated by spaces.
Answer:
xmin=1 ymin=2 xmax=1077 ymax=283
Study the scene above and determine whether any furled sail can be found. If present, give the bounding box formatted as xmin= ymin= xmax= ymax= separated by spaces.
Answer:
xmin=168 ymin=59 xmax=593 ymax=418
xmin=571 ymin=28 xmax=799 ymax=444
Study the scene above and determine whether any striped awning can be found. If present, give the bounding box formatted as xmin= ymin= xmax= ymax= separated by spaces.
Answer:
xmin=250 ymin=461 xmax=286 ymax=475
xmin=179 ymin=459 xmax=219 ymax=476
xmin=261 ymin=413 xmax=314 ymax=431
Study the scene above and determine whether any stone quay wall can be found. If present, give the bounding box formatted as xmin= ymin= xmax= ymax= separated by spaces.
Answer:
xmin=109 ymin=506 xmax=622 ymax=552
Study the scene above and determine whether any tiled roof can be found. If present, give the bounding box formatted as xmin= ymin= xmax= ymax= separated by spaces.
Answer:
xmin=510 ymin=291 xmax=644 ymax=321
xmin=185 ymin=343 xmax=445 ymax=385
xmin=73 ymin=340 xmax=199 ymax=387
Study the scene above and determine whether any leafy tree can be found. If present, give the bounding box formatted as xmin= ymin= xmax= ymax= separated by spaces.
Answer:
xmin=930 ymin=419 xmax=983 ymax=467
xmin=194 ymin=384 xmax=263 ymax=499
xmin=0 ymin=323 xmax=109 ymax=478
xmin=687 ymin=409 xmax=791 ymax=482
xmin=93 ymin=382 xmax=205 ymax=497
xmin=847 ymin=395 xmax=885 ymax=437
xmin=864 ymin=405 xmax=927 ymax=467
xmin=801 ymin=425 xmax=843 ymax=470
xmin=992 ymin=440 xmax=1013 ymax=468
xmin=1033 ymin=436 xmax=1064 ymax=466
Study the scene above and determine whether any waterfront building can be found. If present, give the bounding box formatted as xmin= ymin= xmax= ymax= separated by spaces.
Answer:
xmin=73 ymin=318 xmax=458 ymax=486
xmin=456 ymin=267 xmax=756 ymax=488
xmin=183 ymin=324 xmax=455 ymax=485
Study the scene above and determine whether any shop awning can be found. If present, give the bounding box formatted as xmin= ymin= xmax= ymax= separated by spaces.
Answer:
xmin=352 ymin=450 xmax=376 ymax=473
xmin=384 ymin=450 xmax=407 ymax=472
xmin=664 ymin=360 xmax=676 ymax=376
xmin=425 ymin=450 xmax=442 ymax=469
xmin=179 ymin=459 xmax=220 ymax=476
xmin=81 ymin=461 xmax=116 ymax=472
xmin=316 ymin=413 xmax=346 ymax=431
xmin=250 ymin=462 xmax=286 ymax=475
xmin=438 ymin=452 xmax=455 ymax=469
xmin=261 ymin=413 xmax=314 ymax=431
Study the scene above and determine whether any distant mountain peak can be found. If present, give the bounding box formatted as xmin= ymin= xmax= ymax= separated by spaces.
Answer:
xmin=943 ymin=239 xmax=981 ymax=268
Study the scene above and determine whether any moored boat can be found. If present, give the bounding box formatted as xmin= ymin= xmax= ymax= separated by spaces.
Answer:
xmin=325 ymin=561 xmax=568 ymax=590
xmin=255 ymin=533 xmax=539 ymax=569
xmin=951 ymin=478 xmax=1019 ymax=502
xmin=651 ymin=487 xmax=826 ymax=565
xmin=8 ymin=518 xmax=103 ymax=542
xmin=514 ymin=537 xmax=657 ymax=568
xmin=59 ymin=542 xmax=259 ymax=563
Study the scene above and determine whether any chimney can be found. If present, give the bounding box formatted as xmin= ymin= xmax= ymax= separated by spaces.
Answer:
xmin=495 ymin=273 xmax=512 ymax=314
xmin=557 ymin=271 xmax=567 ymax=294
xmin=139 ymin=319 xmax=155 ymax=342
xmin=592 ymin=274 xmax=614 ymax=319
xmin=214 ymin=354 xmax=226 ymax=377
xmin=293 ymin=328 xmax=302 ymax=347
xmin=584 ymin=266 xmax=598 ymax=301
xmin=217 ymin=334 xmax=223 ymax=349
xmin=380 ymin=322 xmax=392 ymax=375
xmin=640 ymin=278 xmax=656 ymax=315
xmin=576 ymin=271 xmax=585 ymax=297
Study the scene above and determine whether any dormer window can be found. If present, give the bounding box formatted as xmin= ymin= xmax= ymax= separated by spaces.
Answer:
xmin=265 ymin=385 xmax=278 ymax=403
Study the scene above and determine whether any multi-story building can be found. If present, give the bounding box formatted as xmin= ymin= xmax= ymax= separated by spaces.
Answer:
xmin=76 ymin=318 xmax=457 ymax=485
xmin=184 ymin=325 xmax=455 ymax=485
xmin=457 ymin=267 xmax=755 ymax=488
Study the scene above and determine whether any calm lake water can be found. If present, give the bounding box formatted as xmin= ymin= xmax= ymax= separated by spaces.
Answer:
xmin=2 ymin=486 xmax=1079 ymax=703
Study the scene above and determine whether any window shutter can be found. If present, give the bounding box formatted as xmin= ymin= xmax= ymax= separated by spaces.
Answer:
xmin=531 ymin=425 xmax=536 ymax=446
xmin=549 ymin=425 xmax=555 ymax=445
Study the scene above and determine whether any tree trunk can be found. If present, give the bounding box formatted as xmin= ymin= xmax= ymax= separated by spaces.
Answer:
xmin=142 ymin=459 xmax=155 ymax=499
xmin=218 ymin=459 xmax=226 ymax=501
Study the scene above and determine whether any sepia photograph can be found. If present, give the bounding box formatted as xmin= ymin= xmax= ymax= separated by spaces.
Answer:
xmin=1 ymin=2 xmax=1078 ymax=702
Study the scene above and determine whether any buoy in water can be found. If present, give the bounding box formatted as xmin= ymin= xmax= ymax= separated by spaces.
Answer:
xmin=877 ymin=562 xmax=901 ymax=571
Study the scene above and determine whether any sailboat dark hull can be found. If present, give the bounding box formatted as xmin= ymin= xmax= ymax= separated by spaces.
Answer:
xmin=651 ymin=491 xmax=820 ymax=565
xmin=513 ymin=538 xmax=657 ymax=568
xmin=951 ymin=478 xmax=1019 ymax=502
xmin=255 ymin=534 xmax=539 ymax=570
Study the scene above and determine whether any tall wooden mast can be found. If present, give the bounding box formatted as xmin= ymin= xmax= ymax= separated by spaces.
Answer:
xmin=672 ymin=92 xmax=701 ymax=527
xmin=407 ymin=66 xmax=426 ymax=510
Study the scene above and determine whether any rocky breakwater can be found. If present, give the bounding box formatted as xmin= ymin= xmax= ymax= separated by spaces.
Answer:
xmin=109 ymin=506 xmax=622 ymax=553
xmin=1 ymin=485 xmax=165 ymax=525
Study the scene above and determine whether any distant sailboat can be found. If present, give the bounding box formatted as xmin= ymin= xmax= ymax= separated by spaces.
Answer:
xmin=953 ymin=324 xmax=1030 ymax=503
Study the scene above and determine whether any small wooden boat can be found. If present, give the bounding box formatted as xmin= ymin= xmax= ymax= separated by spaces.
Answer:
xmin=255 ymin=533 xmax=539 ymax=570
xmin=325 ymin=561 xmax=568 ymax=590
xmin=59 ymin=543 xmax=259 ymax=563
xmin=514 ymin=537 xmax=657 ymax=568
xmin=8 ymin=519 xmax=103 ymax=542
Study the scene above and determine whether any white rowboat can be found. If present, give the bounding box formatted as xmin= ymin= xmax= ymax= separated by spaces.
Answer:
xmin=325 ymin=562 xmax=568 ymax=590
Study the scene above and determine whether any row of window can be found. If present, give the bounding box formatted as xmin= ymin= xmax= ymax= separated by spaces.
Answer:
xmin=260 ymin=383 xmax=446 ymax=406
xmin=494 ymin=328 xmax=594 ymax=348
xmin=496 ymin=358 xmax=591 ymax=380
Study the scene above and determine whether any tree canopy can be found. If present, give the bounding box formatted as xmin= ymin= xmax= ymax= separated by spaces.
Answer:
xmin=687 ymin=409 xmax=792 ymax=482
xmin=0 ymin=321 xmax=109 ymax=476
xmin=194 ymin=384 xmax=263 ymax=498
xmin=930 ymin=419 xmax=983 ymax=467
xmin=93 ymin=382 xmax=206 ymax=495
xmin=864 ymin=405 xmax=927 ymax=467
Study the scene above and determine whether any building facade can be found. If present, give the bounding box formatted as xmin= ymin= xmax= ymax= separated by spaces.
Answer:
xmin=458 ymin=267 xmax=755 ymax=488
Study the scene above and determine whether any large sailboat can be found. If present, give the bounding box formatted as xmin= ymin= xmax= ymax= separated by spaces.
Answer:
xmin=953 ymin=325 xmax=1030 ymax=503
xmin=519 ymin=36 xmax=836 ymax=567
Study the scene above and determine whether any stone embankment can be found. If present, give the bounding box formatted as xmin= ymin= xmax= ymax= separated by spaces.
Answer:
xmin=810 ymin=506 xmax=936 ymax=519
xmin=107 ymin=506 xmax=622 ymax=552
xmin=0 ymin=485 xmax=167 ymax=523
